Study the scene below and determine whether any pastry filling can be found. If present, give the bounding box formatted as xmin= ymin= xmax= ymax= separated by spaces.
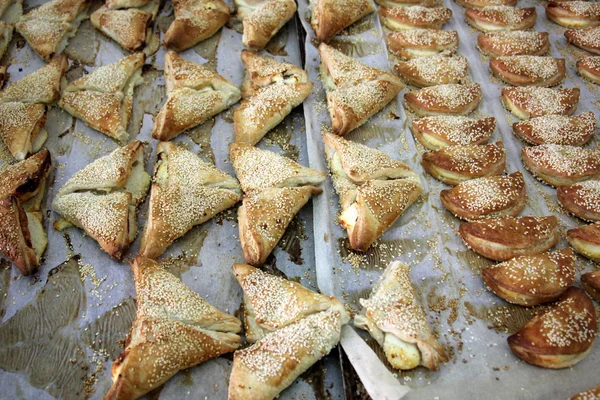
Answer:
xmin=383 ymin=333 xmax=421 ymax=370
xmin=339 ymin=202 xmax=359 ymax=230
xmin=26 ymin=211 xmax=48 ymax=261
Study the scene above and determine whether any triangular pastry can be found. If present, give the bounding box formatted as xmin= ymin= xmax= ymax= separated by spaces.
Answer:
xmin=319 ymin=43 xmax=403 ymax=136
xmin=513 ymin=112 xmax=595 ymax=146
xmin=106 ymin=255 xmax=241 ymax=400
xmin=310 ymin=0 xmax=375 ymax=42
xmin=91 ymin=0 xmax=159 ymax=52
xmin=52 ymin=141 xmax=151 ymax=259
xmin=230 ymin=142 xmax=325 ymax=192
xmin=163 ymin=0 xmax=230 ymax=52
xmin=0 ymin=21 xmax=13 ymax=60
xmin=355 ymin=261 xmax=448 ymax=370
xmin=565 ymin=26 xmax=600 ymax=55
xmin=465 ymin=6 xmax=536 ymax=32
xmin=577 ymin=56 xmax=600 ymax=84
xmin=235 ymin=51 xmax=313 ymax=145
xmin=139 ymin=142 xmax=242 ymax=259
xmin=0 ymin=102 xmax=47 ymax=161
xmin=230 ymin=143 xmax=325 ymax=265
xmin=581 ymin=270 xmax=600 ymax=303
xmin=410 ymin=116 xmax=495 ymax=151
xmin=59 ymin=53 xmax=145 ymax=142
xmin=489 ymin=56 xmax=566 ymax=87
xmin=0 ymin=56 xmax=67 ymax=104
xmin=153 ymin=51 xmax=241 ymax=141
xmin=547 ymin=0 xmax=600 ymax=29
xmin=323 ymin=132 xmax=422 ymax=251
xmin=557 ymin=180 xmax=600 ymax=222
xmin=459 ymin=216 xmax=559 ymax=261
xmin=15 ymin=0 xmax=88 ymax=61
xmin=0 ymin=149 xmax=51 ymax=275
xmin=482 ymin=248 xmax=576 ymax=306
xmin=386 ymin=29 xmax=458 ymax=60
xmin=236 ymin=0 xmax=296 ymax=50
xmin=501 ymin=87 xmax=580 ymax=120
xmin=380 ymin=5 xmax=452 ymax=30
xmin=567 ymin=222 xmax=600 ymax=263
xmin=507 ymin=287 xmax=597 ymax=369
xmin=232 ymin=263 xmax=347 ymax=342
xmin=477 ymin=31 xmax=550 ymax=57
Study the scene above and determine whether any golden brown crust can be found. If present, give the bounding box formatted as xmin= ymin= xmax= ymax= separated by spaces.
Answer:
xmin=0 ymin=196 xmax=38 ymax=275
xmin=0 ymin=102 xmax=47 ymax=161
xmin=310 ymin=0 xmax=375 ymax=42
xmin=240 ymin=50 xmax=308 ymax=97
xmin=238 ymin=0 xmax=296 ymax=50
xmin=404 ymin=83 xmax=481 ymax=116
xmin=386 ymin=29 xmax=458 ymax=59
xmin=164 ymin=0 xmax=229 ymax=52
xmin=565 ymin=26 xmax=600 ymax=55
xmin=507 ymin=287 xmax=597 ymax=369
xmin=567 ymin=222 xmax=600 ymax=262
xmin=501 ymin=87 xmax=579 ymax=119
xmin=440 ymin=171 xmax=526 ymax=221
xmin=394 ymin=55 xmax=468 ymax=87
xmin=558 ymin=180 xmax=600 ymax=222
xmin=465 ymin=6 xmax=536 ymax=32
xmin=375 ymin=0 xmax=439 ymax=7
xmin=455 ymin=0 xmax=516 ymax=8
xmin=577 ymin=56 xmax=600 ymax=84
xmin=459 ymin=216 xmax=559 ymax=261
xmin=90 ymin=5 xmax=153 ymax=52
xmin=379 ymin=5 xmax=452 ymax=30
xmin=521 ymin=144 xmax=600 ymax=187
xmin=581 ymin=270 xmax=600 ymax=303
xmin=490 ymin=56 xmax=566 ymax=87
xmin=570 ymin=385 xmax=600 ymax=400
xmin=512 ymin=112 xmax=595 ymax=146
xmin=477 ymin=31 xmax=550 ymax=57
xmin=0 ymin=149 xmax=51 ymax=201
xmin=421 ymin=141 xmax=506 ymax=186
xmin=546 ymin=1 xmax=600 ymax=28
xmin=410 ymin=115 xmax=495 ymax=150
xmin=482 ymin=248 xmax=576 ymax=306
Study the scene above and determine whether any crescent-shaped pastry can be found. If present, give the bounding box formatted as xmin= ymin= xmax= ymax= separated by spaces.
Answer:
xmin=379 ymin=5 xmax=452 ymax=30
xmin=323 ymin=132 xmax=422 ymax=251
xmin=546 ymin=1 xmax=600 ymax=28
xmin=521 ymin=144 xmax=600 ymax=187
xmin=319 ymin=43 xmax=403 ymax=136
xmin=232 ymin=263 xmax=348 ymax=342
xmin=229 ymin=308 xmax=346 ymax=400
xmin=0 ymin=103 xmax=47 ymax=161
xmin=52 ymin=141 xmax=151 ymax=259
xmin=105 ymin=0 xmax=151 ymax=8
xmin=501 ymin=87 xmax=580 ymax=119
xmin=0 ymin=56 xmax=67 ymax=104
xmin=0 ymin=149 xmax=51 ymax=275
xmin=310 ymin=0 xmax=375 ymax=42
xmin=571 ymin=385 xmax=600 ymax=400
xmin=404 ymin=83 xmax=482 ymax=116
xmin=386 ymin=29 xmax=458 ymax=59
xmin=355 ymin=261 xmax=448 ymax=371
xmin=513 ymin=112 xmax=596 ymax=146
xmin=376 ymin=0 xmax=440 ymax=7
xmin=482 ymin=248 xmax=576 ymax=306
xmin=235 ymin=51 xmax=313 ymax=145
xmin=440 ymin=171 xmax=526 ymax=220
xmin=459 ymin=216 xmax=560 ymax=261
xmin=565 ymin=26 xmax=600 ymax=55
xmin=59 ymin=53 xmax=145 ymax=142
xmin=421 ymin=141 xmax=506 ymax=186
xmin=90 ymin=0 xmax=159 ymax=52
xmin=410 ymin=115 xmax=495 ymax=151
xmin=567 ymin=222 xmax=600 ymax=262
xmin=153 ymin=51 xmax=241 ymax=141
xmin=465 ymin=6 xmax=537 ymax=32
xmin=236 ymin=0 xmax=296 ymax=50
xmin=581 ymin=270 xmax=600 ymax=302
xmin=490 ymin=56 xmax=566 ymax=87
xmin=507 ymin=287 xmax=597 ymax=369
xmin=15 ymin=0 xmax=88 ymax=61
xmin=0 ymin=21 xmax=13 ymax=60
xmin=455 ymin=0 xmax=516 ymax=9
xmin=558 ymin=180 xmax=600 ymax=222
xmin=164 ymin=0 xmax=229 ymax=52
xmin=139 ymin=142 xmax=241 ymax=260
xmin=477 ymin=31 xmax=550 ymax=57
xmin=577 ymin=56 xmax=600 ymax=84
xmin=106 ymin=256 xmax=241 ymax=400
xmin=394 ymin=55 xmax=469 ymax=87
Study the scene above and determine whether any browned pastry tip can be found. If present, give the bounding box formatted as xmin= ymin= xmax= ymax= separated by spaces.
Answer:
xmin=567 ymin=222 xmax=600 ymax=262
xmin=512 ymin=112 xmax=596 ymax=146
xmin=557 ymin=180 xmax=600 ymax=222
xmin=490 ymin=56 xmax=566 ymax=87
xmin=546 ymin=0 xmax=600 ymax=28
xmin=565 ymin=25 xmax=600 ymax=55
xmin=440 ymin=171 xmax=525 ymax=221
xmin=482 ymin=248 xmax=576 ymax=306
xmin=581 ymin=270 xmax=600 ymax=302
xmin=477 ymin=31 xmax=550 ymax=57
xmin=507 ymin=286 xmax=597 ymax=369
xmin=459 ymin=216 xmax=559 ymax=261
xmin=577 ymin=56 xmax=600 ymax=84
xmin=501 ymin=87 xmax=580 ymax=119
xmin=521 ymin=144 xmax=600 ymax=187
xmin=465 ymin=6 xmax=536 ymax=32
xmin=379 ymin=5 xmax=452 ymax=30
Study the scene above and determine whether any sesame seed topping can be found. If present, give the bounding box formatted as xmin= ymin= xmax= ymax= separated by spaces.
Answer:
xmin=513 ymin=113 xmax=595 ymax=145
xmin=522 ymin=144 xmax=600 ymax=178
xmin=411 ymin=83 xmax=481 ymax=111
xmin=502 ymin=87 xmax=579 ymax=117
xmin=494 ymin=56 xmax=563 ymax=80
xmin=540 ymin=296 xmax=596 ymax=347
xmin=471 ymin=6 xmax=532 ymax=25
xmin=479 ymin=31 xmax=548 ymax=56
xmin=383 ymin=5 xmax=451 ymax=23
xmin=413 ymin=116 xmax=494 ymax=146
xmin=397 ymin=55 xmax=468 ymax=84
